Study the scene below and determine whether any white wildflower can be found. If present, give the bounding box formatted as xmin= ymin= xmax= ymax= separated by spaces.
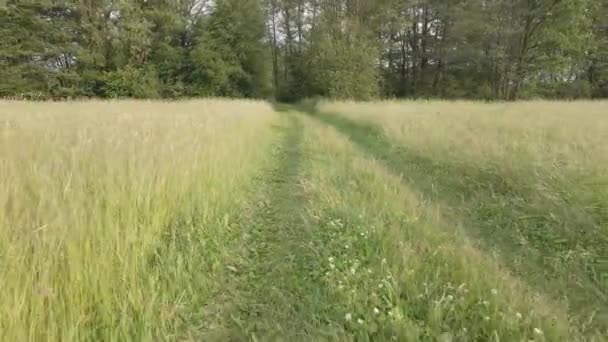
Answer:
xmin=373 ymin=307 xmax=380 ymax=315
xmin=328 ymin=257 xmax=335 ymax=263
xmin=357 ymin=318 xmax=364 ymax=324
xmin=345 ymin=313 xmax=352 ymax=321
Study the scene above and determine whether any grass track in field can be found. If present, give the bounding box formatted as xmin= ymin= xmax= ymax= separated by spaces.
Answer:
xmin=309 ymin=107 xmax=607 ymax=337
xmin=293 ymin=113 xmax=577 ymax=341
xmin=204 ymin=109 xmax=588 ymax=341
xmin=202 ymin=112 xmax=348 ymax=340
xmin=2 ymin=101 xmax=605 ymax=340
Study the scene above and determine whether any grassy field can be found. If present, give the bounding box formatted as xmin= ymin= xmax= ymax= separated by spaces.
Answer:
xmin=0 ymin=100 xmax=606 ymax=341
xmin=0 ymin=100 xmax=279 ymax=340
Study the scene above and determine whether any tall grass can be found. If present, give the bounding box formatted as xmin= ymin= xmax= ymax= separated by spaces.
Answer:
xmin=298 ymin=114 xmax=578 ymax=340
xmin=0 ymin=100 xmax=277 ymax=341
xmin=318 ymin=100 xmax=608 ymax=335
xmin=319 ymin=101 xmax=608 ymax=173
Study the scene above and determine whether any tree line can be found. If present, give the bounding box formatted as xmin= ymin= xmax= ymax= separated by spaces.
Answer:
xmin=1 ymin=0 xmax=606 ymax=100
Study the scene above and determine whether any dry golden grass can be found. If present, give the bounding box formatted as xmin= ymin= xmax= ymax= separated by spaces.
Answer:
xmin=0 ymin=100 xmax=278 ymax=341
xmin=319 ymin=100 xmax=608 ymax=174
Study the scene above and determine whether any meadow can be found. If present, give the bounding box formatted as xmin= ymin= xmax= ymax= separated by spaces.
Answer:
xmin=0 ymin=100 xmax=606 ymax=341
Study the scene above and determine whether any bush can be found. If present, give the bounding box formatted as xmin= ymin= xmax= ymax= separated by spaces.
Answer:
xmin=556 ymin=80 xmax=592 ymax=99
xmin=101 ymin=66 xmax=160 ymax=98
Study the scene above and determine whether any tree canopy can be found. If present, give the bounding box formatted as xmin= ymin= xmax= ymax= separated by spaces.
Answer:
xmin=1 ymin=0 xmax=606 ymax=100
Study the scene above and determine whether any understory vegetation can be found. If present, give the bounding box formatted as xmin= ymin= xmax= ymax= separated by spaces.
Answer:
xmin=1 ymin=100 xmax=606 ymax=341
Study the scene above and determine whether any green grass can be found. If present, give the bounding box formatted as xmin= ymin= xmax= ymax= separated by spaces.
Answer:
xmin=1 ymin=100 xmax=606 ymax=340
xmin=312 ymin=110 xmax=607 ymax=308
xmin=315 ymin=101 xmax=608 ymax=338
xmin=293 ymin=114 xmax=578 ymax=341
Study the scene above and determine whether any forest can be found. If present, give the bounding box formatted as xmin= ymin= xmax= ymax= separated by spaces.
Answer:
xmin=1 ymin=0 xmax=607 ymax=100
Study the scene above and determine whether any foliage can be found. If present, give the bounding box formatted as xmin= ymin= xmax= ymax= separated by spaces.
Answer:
xmin=188 ymin=0 xmax=272 ymax=98
xmin=0 ymin=0 xmax=271 ymax=99
xmin=101 ymin=65 xmax=160 ymax=98
xmin=0 ymin=0 xmax=605 ymax=99
xmin=308 ymin=21 xmax=379 ymax=100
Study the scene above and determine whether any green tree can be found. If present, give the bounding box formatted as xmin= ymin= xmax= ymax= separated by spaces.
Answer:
xmin=0 ymin=2 xmax=83 ymax=97
xmin=587 ymin=1 xmax=608 ymax=98
xmin=308 ymin=20 xmax=379 ymax=100
xmin=0 ymin=0 xmax=605 ymax=100
xmin=188 ymin=0 xmax=272 ymax=98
